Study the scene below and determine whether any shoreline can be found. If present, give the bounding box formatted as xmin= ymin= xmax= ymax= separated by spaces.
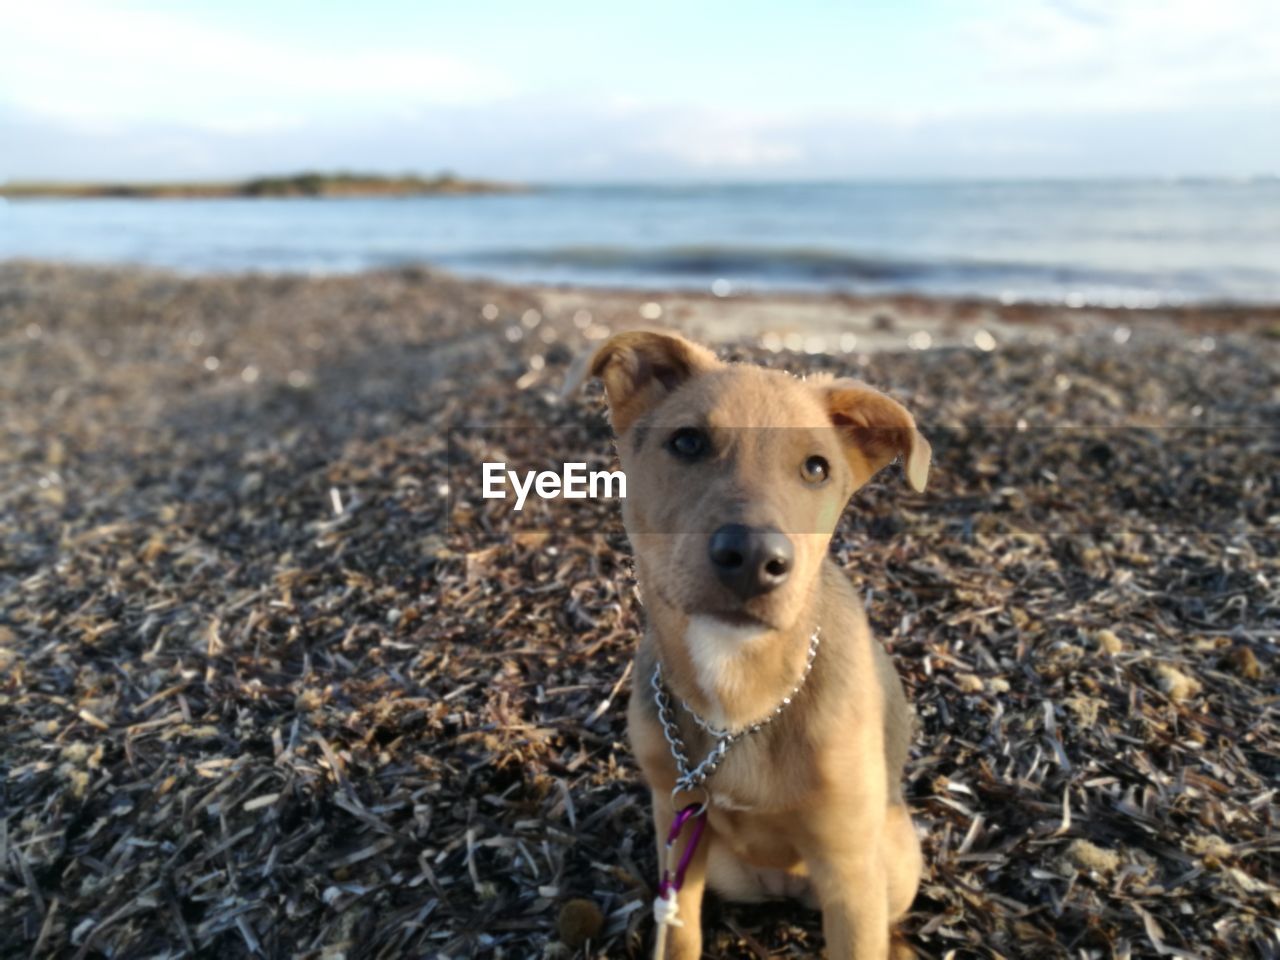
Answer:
xmin=4 ymin=258 xmax=1278 ymax=350
xmin=529 ymin=279 xmax=1280 ymax=349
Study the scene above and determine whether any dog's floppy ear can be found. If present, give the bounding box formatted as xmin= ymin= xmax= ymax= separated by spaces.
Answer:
xmin=589 ymin=330 xmax=719 ymax=433
xmin=822 ymin=380 xmax=931 ymax=491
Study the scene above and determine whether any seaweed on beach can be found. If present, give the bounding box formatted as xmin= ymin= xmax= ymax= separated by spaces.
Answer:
xmin=1 ymin=263 xmax=1277 ymax=959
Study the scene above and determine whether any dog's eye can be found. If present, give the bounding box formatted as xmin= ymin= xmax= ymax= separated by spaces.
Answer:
xmin=802 ymin=455 xmax=830 ymax=484
xmin=666 ymin=427 xmax=709 ymax=460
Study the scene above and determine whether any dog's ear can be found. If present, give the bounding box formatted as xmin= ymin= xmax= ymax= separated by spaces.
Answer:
xmin=822 ymin=380 xmax=931 ymax=491
xmin=589 ymin=330 xmax=719 ymax=433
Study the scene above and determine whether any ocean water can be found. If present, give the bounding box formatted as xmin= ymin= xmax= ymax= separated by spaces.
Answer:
xmin=3 ymin=180 xmax=1279 ymax=305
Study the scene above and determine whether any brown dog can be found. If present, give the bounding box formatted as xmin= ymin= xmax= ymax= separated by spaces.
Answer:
xmin=589 ymin=330 xmax=930 ymax=959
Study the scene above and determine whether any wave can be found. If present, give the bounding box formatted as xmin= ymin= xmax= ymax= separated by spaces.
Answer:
xmin=444 ymin=244 xmax=1220 ymax=293
xmin=453 ymin=245 xmax=921 ymax=281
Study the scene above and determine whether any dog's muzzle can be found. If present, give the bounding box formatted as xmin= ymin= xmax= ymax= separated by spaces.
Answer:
xmin=707 ymin=523 xmax=793 ymax=599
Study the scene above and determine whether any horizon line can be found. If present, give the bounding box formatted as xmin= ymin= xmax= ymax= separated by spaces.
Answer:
xmin=4 ymin=172 xmax=1279 ymax=189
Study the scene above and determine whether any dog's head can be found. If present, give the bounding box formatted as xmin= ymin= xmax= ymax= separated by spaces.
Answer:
xmin=590 ymin=330 xmax=930 ymax=633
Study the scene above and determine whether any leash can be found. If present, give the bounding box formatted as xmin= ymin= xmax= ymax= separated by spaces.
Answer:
xmin=652 ymin=800 xmax=707 ymax=960
xmin=649 ymin=626 xmax=820 ymax=959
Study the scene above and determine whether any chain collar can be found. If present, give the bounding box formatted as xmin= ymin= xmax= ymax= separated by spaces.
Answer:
xmin=651 ymin=625 xmax=821 ymax=799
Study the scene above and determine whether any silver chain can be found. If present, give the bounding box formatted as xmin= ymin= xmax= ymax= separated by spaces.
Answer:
xmin=652 ymin=626 xmax=821 ymax=798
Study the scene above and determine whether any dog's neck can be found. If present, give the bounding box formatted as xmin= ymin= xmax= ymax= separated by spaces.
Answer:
xmin=647 ymin=599 xmax=819 ymax=733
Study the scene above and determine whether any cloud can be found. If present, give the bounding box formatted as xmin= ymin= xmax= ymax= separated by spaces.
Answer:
xmin=664 ymin=135 xmax=802 ymax=170
xmin=2 ymin=0 xmax=1278 ymax=180
xmin=6 ymin=95 xmax=1278 ymax=183
xmin=0 ymin=1 xmax=509 ymax=130
xmin=960 ymin=0 xmax=1280 ymax=112
xmin=597 ymin=104 xmax=803 ymax=170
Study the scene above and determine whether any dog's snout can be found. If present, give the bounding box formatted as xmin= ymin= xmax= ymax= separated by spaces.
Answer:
xmin=708 ymin=523 xmax=794 ymax=599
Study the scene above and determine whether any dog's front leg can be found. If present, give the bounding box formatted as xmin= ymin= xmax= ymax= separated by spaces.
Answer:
xmin=651 ymin=790 xmax=709 ymax=960
xmin=804 ymin=827 xmax=891 ymax=960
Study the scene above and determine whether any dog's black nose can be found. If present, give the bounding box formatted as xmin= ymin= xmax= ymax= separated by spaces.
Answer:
xmin=708 ymin=523 xmax=794 ymax=599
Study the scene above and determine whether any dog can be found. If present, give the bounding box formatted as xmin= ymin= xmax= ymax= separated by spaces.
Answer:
xmin=588 ymin=330 xmax=930 ymax=959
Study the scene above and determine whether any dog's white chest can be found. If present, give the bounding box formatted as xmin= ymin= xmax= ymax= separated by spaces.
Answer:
xmin=683 ymin=615 xmax=769 ymax=730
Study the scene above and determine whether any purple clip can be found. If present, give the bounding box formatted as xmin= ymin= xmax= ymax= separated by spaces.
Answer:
xmin=657 ymin=802 xmax=707 ymax=899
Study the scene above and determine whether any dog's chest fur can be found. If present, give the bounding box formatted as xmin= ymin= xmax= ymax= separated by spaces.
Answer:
xmin=683 ymin=615 xmax=773 ymax=731
xmin=665 ymin=617 xmax=823 ymax=814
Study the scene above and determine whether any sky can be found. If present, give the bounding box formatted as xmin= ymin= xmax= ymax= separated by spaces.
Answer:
xmin=2 ymin=0 xmax=1279 ymax=182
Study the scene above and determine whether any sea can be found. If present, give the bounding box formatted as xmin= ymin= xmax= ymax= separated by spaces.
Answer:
xmin=3 ymin=180 xmax=1279 ymax=306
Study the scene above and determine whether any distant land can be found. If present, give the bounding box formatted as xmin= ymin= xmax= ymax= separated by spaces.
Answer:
xmin=0 ymin=171 xmax=524 ymax=199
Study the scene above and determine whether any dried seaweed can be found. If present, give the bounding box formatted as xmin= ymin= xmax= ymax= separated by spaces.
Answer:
xmin=1 ymin=262 xmax=1277 ymax=959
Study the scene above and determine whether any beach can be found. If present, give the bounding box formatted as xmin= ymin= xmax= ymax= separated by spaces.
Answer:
xmin=1 ymin=261 xmax=1277 ymax=958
